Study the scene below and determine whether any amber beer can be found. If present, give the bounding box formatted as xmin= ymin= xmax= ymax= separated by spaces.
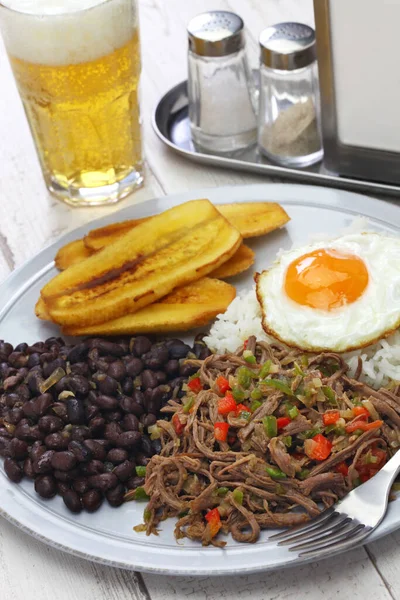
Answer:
xmin=0 ymin=0 xmax=143 ymax=205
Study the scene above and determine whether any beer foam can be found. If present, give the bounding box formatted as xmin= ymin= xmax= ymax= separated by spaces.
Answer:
xmin=0 ymin=0 xmax=137 ymax=65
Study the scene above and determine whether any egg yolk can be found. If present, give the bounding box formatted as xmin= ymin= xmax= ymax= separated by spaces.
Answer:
xmin=284 ymin=249 xmax=369 ymax=310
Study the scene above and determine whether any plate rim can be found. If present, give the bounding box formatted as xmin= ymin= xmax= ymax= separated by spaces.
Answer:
xmin=1 ymin=182 xmax=400 ymax=576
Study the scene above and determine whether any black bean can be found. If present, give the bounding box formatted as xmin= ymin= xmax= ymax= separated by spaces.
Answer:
xmin=3 ymin=373 xmax=24 ymax=390
xmin=105 ymin=410 xmax=123 ymax=422
xmin=85 ymin=403 xmax=99 ymax=421
xmin=119 ymin=395 xmax=135 ymax=414
xmin=93 ymin=394 xmax=118 ymax=411
xmin=93 ymin=373 xmax=118 ymax=396
xmin=0 ymin=362 xmax=10 ymax=377
xmin=107 ymin=361 xmax=126 ymax=381
xmin=104 ymin=422 xmax=123 ymax=444
xmin=106 ymin=484 xmax=125 ymax=507
xmin=14 ymin=421 xmax=35 ymax=441
xmin=146 ymin=400 xmax=160 ymax=416
xmin=16 ymin=383 xmax=30 ymax=401
xmin=0 ymin=436 xmax=10 ymax=457
xmin=133 ymin=389 xmax=145 ymax=406
xmin=67 ymin=397 xmax=86 ymax=425
xmin=8 ymin=351 xmax=29 ymax=368
xmin=29 ymin=441 xmax=45 ymax=461
xmin=23 ymin=457 xmax=35 ymax=478
xmin=141 ymin=370 xmax=158 ymax=389
xmin=35 ymin=475 xmax=57 ymax=499
xmin=91 ymin=339 xmax=125 ymax=357
xmin=132 ymin=336 xmax=152 ymax=357
xmin=154 ymin=370 xmax=167 ymax=385
xmin=4 ymin=393 xmax=21 ymax=408
xmin=106 ymin=448 xmax=128 ymax=464
xmin=151 ymin=438 xmax=162 ymax=454
xmin=83 ymin=439 xmax=107 ymax=461
xmin=88 ymin=472 xmax=118 ymax=492
xmin=127 ymin=475 xmax=145 ymax=489
xmin=118 ymin=431 xmax=142 ymax=449
xmin=88 ymin=416 xmax=105 ymax=436
xmin=113 ymin=460 xmax=136 ymax=482
xmin=121 ymin=377 xmax=134 ymax=395
xmin=71 ymin=426 xmax=91 ymax=442
xmin=140 ymin=435 xmax=154 ymax=458
xmin=38 ymin=415 xmax=64 ymax=434
xmin=68 ymin=375 xmax=90 ymax=398
xmin=6 ymin=407 xmax=24 ymax=425
xmin=63 ymin=489 xmax=82 ymax=513
xmin=26 ymin=370 xmax=43 ymax=395
xmin=82 ymin=489 xmax=103 ymax=512
xmin=0 ymin=426 xmax=12 ymax=439
xmin=91 ymin=439 xmax=110 ymax=451
xmin=67 ymin=342 xmax=90 ymax=364
xmin=168 ymin=342 xmax=191 ymax=359
xmin=121 ymin=414 xmax=139 ymax=432
xmin=70 ymin=362 xmax=90 ymax=378
xmin=51 ymin=451 xmax=77 ymax=471
xmin=33 ymin=450 xmax=55 ymax=474
xmin=9 ymin=438 xmax=28 ymax=460
xmin=51 ymin=402 xmax=68 ymax=421
xmin=125 ymin=358 xmax=143 ymax=378
xmin=0 ymin=341 xmax=13 ymax=357
xmin=15 ymin=342 xmax=28 ymax=353
xmin=179 ymin=362 xmax=198 ymax=377
xmin=164 ymin=359 xmax=179 ymax=376
xmin=142 ymin=347 xmax=169 ymax=370
xmin=4 ymin=457 xmax=23 ymax=482
xmin=142 ymin=414 xmax=157 ymax=429
xmin=29 ymin=425 xmax=45 ymax=441
xmin=73 ymin=477 xmax=92 ymax=495
xmin=83 ymin=460 xmax=105 ymax=475
xmin=43 ymin=358 xmax=66 ymax=379
xmin=57 ymin=481 xmax=71 ymax=496
xmin=53 ymin=469 xmax=75 ymax=482
xmin=44 ymin=432 xmax=70 ymax=450
xmin=22 ymin=401 xmax=38 ymax=420
xmin=135 ymin=452 xmax=150 ymax=467
xmin=68 ymin=440 xmax=92 ymax=462
xmin=27 ymin=353 xmax=41 ymax=368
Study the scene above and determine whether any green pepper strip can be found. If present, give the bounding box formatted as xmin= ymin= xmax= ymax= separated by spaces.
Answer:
xmin=183 ymin=397 xmax=195 ymax=413
xmin=237 ymin=366 xmax=257 ymax=389
xmin=232 ymin=386 xmax=246 ymax=402
xmin=262 ymin=378 xmax=294 ymax=397
xmin=232 ymin=489 xmax=244 ymax=504
xmin=263 ymin=415 xmax=277 ymax=438
xmin=250 ymin=399 xmax=262 ymax=412
xmin=322 ymin=385 xmax=337 ymax=405
xmin=217 ymin=487 xmax=229 ymax=496
xmin=135 ymin=466 xmax=146 ymax=477
xmin=134 ymin=487 xmax=149 ymax=501
xmin=266 ymin=467 xmax=287 ymax=480
xmin=287 ymin=405 xmax=299 ymax=419
xmin=298 ymin=469 xmax=310 ymax=480
xmin=243 ymin=350 xmax=257 ymax=364
xmin=250 ymin=387 xmax=262 ymax=401
xmin=259 ymin=360 xmax=272 ymax=379
xmin=294 ymin=362 xmax=305 ymax=377
xmin=282 ymin=435 xmax=292 ymax=448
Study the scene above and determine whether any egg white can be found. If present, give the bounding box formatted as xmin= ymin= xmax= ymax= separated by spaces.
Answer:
xmin=255 ymin=232 xmax=400 ymax=352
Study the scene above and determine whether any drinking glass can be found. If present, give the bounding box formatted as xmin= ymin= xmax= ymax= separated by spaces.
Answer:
xmin=0 ymin=0 xmax=144 ymax=206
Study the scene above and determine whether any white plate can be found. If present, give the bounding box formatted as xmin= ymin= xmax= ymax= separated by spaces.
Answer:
xmin=1 ymin=183 xmax=400 ymax=576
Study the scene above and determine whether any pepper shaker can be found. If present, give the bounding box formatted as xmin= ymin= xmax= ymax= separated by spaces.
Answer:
xmin=258 ymin=22 xmax=323 ymax=167
xmin=187 ymin=11 xmax=257 ymax=154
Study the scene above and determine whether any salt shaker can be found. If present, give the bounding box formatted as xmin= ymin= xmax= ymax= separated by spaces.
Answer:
xmin=187 ymin=11 xmax=257 ymax=154
xmin=258 ymin=23 xmax=323 ymax=167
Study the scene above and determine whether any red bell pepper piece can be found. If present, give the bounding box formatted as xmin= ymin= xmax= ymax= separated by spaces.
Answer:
xmin=322 ymin=411 xmax=340 ymax=426
xmin=205 ymin=508 xmax=222 ymax=538
xmin=235 ymin=403 xmax=249 ymax=417
xmin=277 ymin=417 xmax=291 ymax=430
xmin=345 ymin=419 xmax=383 ymax=434
xmin=353 ymin=406 xmax=370 ymax=418
xmin=216 ymin=375 xmax=231 ymax=395
xmin=217 ymin=394 xmax=237 ymax=415
xmin=243 ymin=339 xmax=249 ymax=350
xmin=187 ymin=377 xmax=203 ymax=393
xmin=356 ymin=447 xmax=386 ymax=482
xmin=214 ymin=422 xmax=229 ymax=442
xmin=172 ymin=413 xmax=185 ymax=435
xmin=335 ymin=461 xmax=349 ymax=476
xmin=304 ymin=433 xmax=332 ymax=461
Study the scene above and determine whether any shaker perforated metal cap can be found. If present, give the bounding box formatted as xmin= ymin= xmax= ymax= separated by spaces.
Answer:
xmin=260 ymin=22 xmax=316 ymax=70
xmin=188 ymin=11 xmax=244 ymax=57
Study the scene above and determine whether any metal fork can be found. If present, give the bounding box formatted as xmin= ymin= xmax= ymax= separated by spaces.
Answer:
xmin=269 ymin=449 xmax=400 ymax=559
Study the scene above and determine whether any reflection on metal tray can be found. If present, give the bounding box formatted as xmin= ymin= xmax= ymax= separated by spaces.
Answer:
xmin=153 ymin=79 xmax=400 ymax=198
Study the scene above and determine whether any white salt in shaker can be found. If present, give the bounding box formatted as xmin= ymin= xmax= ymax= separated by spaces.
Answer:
xmin=187 ymin=11 xmax=257 ymax=154
xmin=258 ymin=23 xmax=323 ymax=167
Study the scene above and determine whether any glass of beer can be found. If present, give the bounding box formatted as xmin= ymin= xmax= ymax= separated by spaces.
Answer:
xmin=0 ymin=0 xmax=143 ymax=206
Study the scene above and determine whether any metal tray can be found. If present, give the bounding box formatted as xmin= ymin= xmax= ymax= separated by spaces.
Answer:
xmin=153 ymin=79 xmax=400 ymax=198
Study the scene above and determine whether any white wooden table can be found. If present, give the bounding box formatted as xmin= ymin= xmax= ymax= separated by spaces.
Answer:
xmin=0 ymin=0 xmax=399 ymax=598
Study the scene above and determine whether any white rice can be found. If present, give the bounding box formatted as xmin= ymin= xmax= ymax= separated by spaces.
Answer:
xmin=204 ymin=288 xmax=400 ymax=388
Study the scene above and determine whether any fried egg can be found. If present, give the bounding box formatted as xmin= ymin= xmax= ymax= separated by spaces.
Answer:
xmin=255 ymin=232 xmax=400 ymax=352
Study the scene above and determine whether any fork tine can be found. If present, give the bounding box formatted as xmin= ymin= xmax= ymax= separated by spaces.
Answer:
xmin=290 ymin=522 xmax=365 ymax=553
xmin=268 ymin=507 xmax=336 ymax=542
xmin=278 ymin=513 xmax=351 ymax=546
xmin=298 ymin=526 xmax=373 ymax=558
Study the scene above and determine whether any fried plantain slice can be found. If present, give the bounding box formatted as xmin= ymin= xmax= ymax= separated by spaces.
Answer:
xmin=62 ymin=278 xmax=236 ymax=336
xmin=81 ymin=201 xmax=290 ymax=254
xmin=211 ymin=243 xmax=255 ymax=278
xmin=217 ymin=202 xmax=290 ymax=238
xmin=84 ymin=217 xmax=150 ymax=251
xmin=55 ymin=239 xmax=93 ymax=270
xmin=35 ymin=297 xmax=51 ymax=320
xmin=42 ymin=200 xmax=241 ymax=327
